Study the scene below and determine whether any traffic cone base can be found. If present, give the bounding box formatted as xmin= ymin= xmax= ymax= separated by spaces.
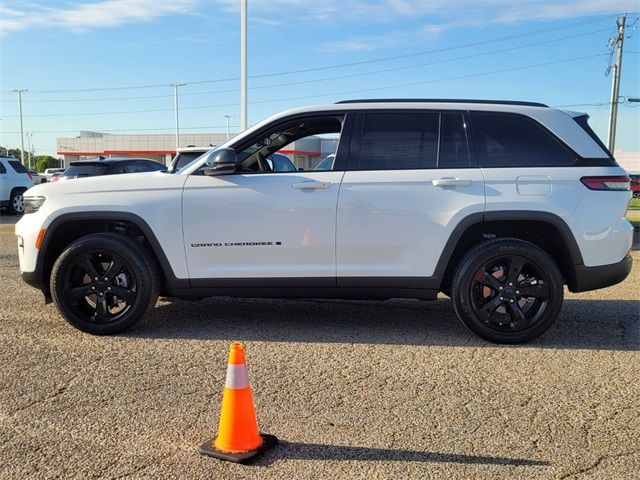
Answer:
xmin=199 ymin=433 xmax=278 ymax=464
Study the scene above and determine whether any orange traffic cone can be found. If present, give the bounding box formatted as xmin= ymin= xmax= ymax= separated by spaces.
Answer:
xmin=199 ymin=342 xmax=277 ymax=463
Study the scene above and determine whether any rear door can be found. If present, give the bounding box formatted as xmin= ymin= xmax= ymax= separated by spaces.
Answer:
xmin=336 ymin=110 xmax=485 ymax=284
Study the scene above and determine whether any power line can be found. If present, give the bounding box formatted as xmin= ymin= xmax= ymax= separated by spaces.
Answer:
xmin=3 ymin=27 xmax=612 ymax=105
xmin=1 ymin=15 xmax=618 ymax=95
xmin=3 ymin=53 xmax=609 ymax=121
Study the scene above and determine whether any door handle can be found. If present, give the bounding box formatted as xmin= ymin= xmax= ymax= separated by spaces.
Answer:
xmin=291 ymin=181 xmax=331 ymax=190
xmin=432 ymin=178 xmax=472 ymax=188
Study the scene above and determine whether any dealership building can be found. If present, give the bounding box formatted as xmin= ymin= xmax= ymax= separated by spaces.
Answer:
xmin=56 ymin=131 xmax=338 ymax=171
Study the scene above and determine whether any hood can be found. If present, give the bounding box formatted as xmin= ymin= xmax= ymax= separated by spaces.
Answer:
xmin=26 ymin=170 xmax=179 ymax=197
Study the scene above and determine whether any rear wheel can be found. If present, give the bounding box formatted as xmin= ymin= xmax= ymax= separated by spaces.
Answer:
xmin=451 ymin=238 xmax=563 ymax=344
xmin=8 ymin=189 xmax=26 ymax=215
xmin=50 ymin=233 xmax=159 ymax=334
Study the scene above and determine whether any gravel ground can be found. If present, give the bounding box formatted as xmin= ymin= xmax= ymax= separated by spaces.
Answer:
xmin=1 ymin=214 xmax=638 ymax=479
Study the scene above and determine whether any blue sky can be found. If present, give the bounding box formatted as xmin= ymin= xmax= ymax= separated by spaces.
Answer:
xmin=1 ymin=0 xmax=639 ymax=157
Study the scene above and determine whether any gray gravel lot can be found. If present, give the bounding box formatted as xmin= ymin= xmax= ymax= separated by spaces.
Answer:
xmin=1 ymin=214 xmax=639 ymax=479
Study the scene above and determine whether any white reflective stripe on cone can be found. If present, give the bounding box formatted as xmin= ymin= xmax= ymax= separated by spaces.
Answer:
xmin=225 ymin=364 xmax=250 ymax=389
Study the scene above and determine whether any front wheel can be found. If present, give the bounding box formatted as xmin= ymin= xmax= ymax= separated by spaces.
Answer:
xmin=50 ymin=233 xmax=159 ymax=334
xmin=451 ymin=238 xmax=564 ymax=344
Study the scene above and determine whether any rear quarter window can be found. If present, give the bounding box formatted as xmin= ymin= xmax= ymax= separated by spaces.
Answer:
xmin=0 ymin=162 xmax=6 ymax=174
xmin=8 ymin=160 xmax=28 ymax=174
xmin=470 ymin=112 xmax=577 ymax=167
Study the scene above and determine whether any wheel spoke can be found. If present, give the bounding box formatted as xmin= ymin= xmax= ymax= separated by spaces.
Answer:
xmin=475 ymin=271 xmax=503 ymax=291
xmin=94 ymin=297 xmax=108 ymax=322
xmin=110 ymin=286 xmax=135 ymax=304
xmin=517 ymin=283 xmax=549 ymax=299
xmin=506 ymin=257 xmax=525 ymax=284
xmin=507 ymin=302 xmax=528 ymax=329
xmin=104 ymin=257 xmax=124 ymax=280
xmin=67 ymin=285 xmax=93 ymax=300
xmin=477 ymin=295 xmax=504 ymax=321
xmin=80 ymin=255 xmax=100 ymax=279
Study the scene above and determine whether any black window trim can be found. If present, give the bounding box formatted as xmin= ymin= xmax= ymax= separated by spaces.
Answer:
xmin=346 ymin=109 xmax=478 ymax=172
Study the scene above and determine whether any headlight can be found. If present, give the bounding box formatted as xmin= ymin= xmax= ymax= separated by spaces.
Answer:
xmin=23 ymin=196 xmax=46 ymax=214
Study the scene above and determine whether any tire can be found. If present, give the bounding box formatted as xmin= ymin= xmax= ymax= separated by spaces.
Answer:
xmin=8 ymin=188 xmax=26 ymax=215
xmin=50 ymin=233 xmax=159 ymax=335
xmin=451 ymin=238 xmax=563 ymax=344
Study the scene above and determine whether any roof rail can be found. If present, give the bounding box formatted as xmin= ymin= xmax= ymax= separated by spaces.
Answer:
xmin=335 ymin=99 xmax=549 ymax=108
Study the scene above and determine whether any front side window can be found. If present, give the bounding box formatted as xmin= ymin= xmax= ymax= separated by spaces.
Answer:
xmin=234 ymin=115 xmax=344 ymax=173
xmin=470 ymin=112 xmax=577 ymax=167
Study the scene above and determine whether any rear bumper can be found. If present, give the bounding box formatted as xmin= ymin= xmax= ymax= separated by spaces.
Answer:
xmin=568 ymin=255 xmax=633 ymax=292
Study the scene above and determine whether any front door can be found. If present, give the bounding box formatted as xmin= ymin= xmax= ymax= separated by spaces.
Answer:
xmin=182 ymin=113 xmax=351 ymax=283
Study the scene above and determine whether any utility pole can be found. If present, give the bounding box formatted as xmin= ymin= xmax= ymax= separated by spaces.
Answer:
xmin=607 ymin=15 xmax=626 ymax=153
xmin=170 ymin=83 xmax=186 ymax=155
xmin=11 ymin=89 xmax=27 ymax=165
xmin=26 ymin=132 xmax=33 ymax=170
xmin=240 ymin=0 xmax=248 ymax=131
xmin=224 ymin=115 xmax=233 ymax=140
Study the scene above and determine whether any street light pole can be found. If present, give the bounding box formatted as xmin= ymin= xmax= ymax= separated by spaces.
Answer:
xmin=170 ymin=83 xmax=186 ymax=155
xmin=26 ymin=132 xmax=33 ymax=170
xmin=224 ymin=115 xmax=233 ymax=140
xmin=240 ymin=0 xmax=248 ymax=131
xmin=11 ymin=89 xmax=28 ymax=165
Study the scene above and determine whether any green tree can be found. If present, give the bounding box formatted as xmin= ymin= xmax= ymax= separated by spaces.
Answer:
xmin=34 ymin=156 xmax=63 ymax=172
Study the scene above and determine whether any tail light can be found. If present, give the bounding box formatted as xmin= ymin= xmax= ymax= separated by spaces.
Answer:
xmin=27 ymin=171 xmax=33 ymax=180
xmin=580 ymin=176 xmax=630 ymax=191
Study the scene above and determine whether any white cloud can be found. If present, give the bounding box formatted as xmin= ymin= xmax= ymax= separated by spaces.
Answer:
xmin=0 ymin=0 xmax=199 ymax=34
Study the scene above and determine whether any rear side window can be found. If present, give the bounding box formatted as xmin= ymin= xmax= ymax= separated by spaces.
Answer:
xmin=439 ymin=113 xmax=471 ymax=168
xmin=8 ymin=160 xmax=28 ymax=174
xmin=64 ymin=164 xmax=108 ymax=177
xmin=470 ymin=112 xmax=577 ymax=167
xmin=0 ymin=162 xmax=6 ymax=174
xmin=354 ymin=112 xmax=439 ymax=170
xmin=124 ymin=161 xmax=165 ymax=173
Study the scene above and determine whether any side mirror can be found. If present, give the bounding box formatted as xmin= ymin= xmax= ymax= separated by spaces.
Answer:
xmin=203 ymin=148 xmax=238 ymax=176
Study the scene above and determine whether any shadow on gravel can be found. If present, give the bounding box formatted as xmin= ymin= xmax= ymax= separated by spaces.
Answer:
xmin=128 ymin=296 xmax=639 ymax=350
xmin=255 ymin=441 xmax=550 ymax=466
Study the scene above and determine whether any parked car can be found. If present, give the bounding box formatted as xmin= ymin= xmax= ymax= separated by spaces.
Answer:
xmin=16 ymin=99 xmax=633 ymax=343
xmin=58 ymin=157 xmax=166 ymax=181
xmin=43 ymin=168 xmax=65 ymax=181
xmin=630 ymin=173 xmax=640 ymax=198
xmin=170 ymin=146 xmax=213 ymax=173
xmin=314 ymin=154 xmax=335 ymax=171
xmin=0 ymin=156 xmax=32 ymax=214
xmin=29 ymin=171 xmax=47 ymax=185
xmin=49 ymin=173 xmax=63 ymax=183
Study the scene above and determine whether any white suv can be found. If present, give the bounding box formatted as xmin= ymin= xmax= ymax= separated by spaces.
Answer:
xmin=15 ymin=100 xmax=633 ymax=343
xmin=1 ymin=156 xmax=32 ymax=214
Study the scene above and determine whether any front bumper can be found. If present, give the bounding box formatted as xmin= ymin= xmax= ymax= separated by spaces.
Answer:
xmin=569 ymin=255 xmax=633 ymax=292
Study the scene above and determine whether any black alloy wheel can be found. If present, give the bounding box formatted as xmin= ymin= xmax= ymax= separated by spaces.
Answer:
xmin=51 ymin=233 xmax=159 ymax=334
xmin=470 ymin=254 xmax=550 ymax=332
xmin=62 ymin=249 xmax=137 ymax=324
xmin=451 ymin=238 xmax=564 ymax=344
